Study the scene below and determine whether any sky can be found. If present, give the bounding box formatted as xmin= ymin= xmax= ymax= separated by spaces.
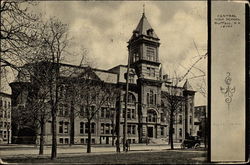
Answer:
xmin=3 ymin=1 xmax=208 ymax=106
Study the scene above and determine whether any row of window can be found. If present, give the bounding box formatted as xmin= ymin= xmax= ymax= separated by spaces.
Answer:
xmin=80 ymin=122 xmax=96 ymax=134
xmin=0 ymin=130 xmax=10 ymax=139
xmin=147 ymin=90 xmax=157 ymax=105
xmin=0 ymin=122 xmax=11 ymax=129
xmin=147 ymin=67 xmax=156 ymax=77
xmin=100 ymin=123 xmax=114 ymax=134
xmin=0 ymin=100 xmax=11 ymax=109
xmin=127 ymin=124 xmax=136 ymax=134
xmin=0 ymin=111 xmax=11 ymax=119
xmin=59 ymin=138 xmax=96 ymax=144
xmin=59 ymin=121 xmax=69 ymax=134
xmin=122 ymin=109 xmax=136 ymax=119
xmin=100 ymin=107 xmax=115 ymax=119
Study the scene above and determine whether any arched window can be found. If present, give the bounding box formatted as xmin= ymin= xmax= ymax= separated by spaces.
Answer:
xmin=147 ymin=109 xmax=157 ymax=122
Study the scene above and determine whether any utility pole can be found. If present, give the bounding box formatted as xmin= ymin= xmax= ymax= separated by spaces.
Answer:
xmin=123 ymin=49 xmax=131 ymax=151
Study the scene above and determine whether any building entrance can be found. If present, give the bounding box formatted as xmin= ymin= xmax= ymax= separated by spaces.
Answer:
xmin=106 ymin=137 xmax=109 ymax=144
xmin=147 ymin=127 xmax=153 ymax=138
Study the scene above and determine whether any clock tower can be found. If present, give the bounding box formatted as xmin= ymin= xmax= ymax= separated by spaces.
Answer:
xmin=128 ymin=12 xmax=163 ymax=142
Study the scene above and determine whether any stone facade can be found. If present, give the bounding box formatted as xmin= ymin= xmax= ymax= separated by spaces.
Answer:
xmin=0 ymin=92 xmax=12 ymax=144
xmin=10 ymin=13 xmax=195 ymax=145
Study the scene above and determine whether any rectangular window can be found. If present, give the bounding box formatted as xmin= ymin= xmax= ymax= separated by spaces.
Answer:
xmin=7 ymin=111 xmax=10 ymax=118
xmin=123 ymin=109 xmax=125 ymax=118
xmin=128 ymin=75 xmax=134 ymax=83
xmin=80 ymin=138 xmax=84 ymax=144
xmin=3 ymin=131 xmax=7 ymax=138
xmin=179 ymin=115 xmax=182 ymax=124
xmin=59 ymin=138 xmax=63 ymax=144
xmin=127 ymin=125 xmax=131 ymax=134
xmin=105 ymin=123 xmax=110 ymax=134
xmin=65 ymin=138 xmax=69 ymax=144
xmin=149 ymin=90 xmax=154 ymax=104
xmin=147 ymin=67 xmax=151 ymax=76
xmin=91 ymin=138 xmax=95 ymax=144
xmin=80 ymin=122 xmax=84 ymax=134
xmin=85 ymin=123 xmax=89 ymax=134
xmin=132 ymin=125 xmax=136 ymax=134
xmin=106 ymin=109 xmax=110 ymax=118
xmin=146 ymin=46 xmax=155 ymax=61
xmin=64 ymin=122 xmax=69 ymax=133
xmin=154 ymin=94 xmax=157 ymax=105
xmin=91 ymin=123 xmax=95 ymax=134
xmin=127 ymin=109 xmax=131 ymax=119
xmin=147 ymin=93 xmax=150 ymax=104
xmin=132 ymin=109 xmax=135 ymax=119
xmin=101 ymin=123 xmax=105 ymax=134
xmin=59 ymin=122 xmax=63 ymax=133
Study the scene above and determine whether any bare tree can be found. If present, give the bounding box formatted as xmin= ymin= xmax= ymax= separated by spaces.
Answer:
xmin=106 ymin=86 xmax=120 ymax=146
xmin=72 ymin=69 xmax=118 ymax=153
xmin=161 ymin=84 xmax=184 ymax=150
xmin=0 ymin=1 xmax=39 ymax=92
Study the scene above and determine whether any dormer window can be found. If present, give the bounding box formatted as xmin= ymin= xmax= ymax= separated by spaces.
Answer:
xmin=132 ymin=30 xmax=139 ymax=38
xmin=147 ymin=28 xmax=154 ymax=36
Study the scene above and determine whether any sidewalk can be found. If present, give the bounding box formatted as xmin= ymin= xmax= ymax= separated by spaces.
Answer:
xmin=0 ymin=143 xmax=185 ymax=158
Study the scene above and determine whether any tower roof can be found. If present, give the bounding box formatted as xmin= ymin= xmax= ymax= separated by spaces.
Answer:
xmin=131 ymin=13 xmax=159 ymax=40
xmin=183 ymin=79 xmax=193 ymax=91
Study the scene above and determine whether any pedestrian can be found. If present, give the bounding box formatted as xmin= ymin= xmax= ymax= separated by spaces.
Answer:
xmin=127 ymin=140 xmax=130 ymax=151
xmin=115 ymin=139 xmax=120 ymax=153
xmin=125 ymin=140 xmax=129 ymax=152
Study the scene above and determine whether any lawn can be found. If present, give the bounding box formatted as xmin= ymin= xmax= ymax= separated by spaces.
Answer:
xmin=3 ymin=149 xmax=207 ymax=164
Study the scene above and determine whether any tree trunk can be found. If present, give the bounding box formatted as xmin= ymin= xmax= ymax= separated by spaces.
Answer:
xmin=87 ymin=119 xmax=91 ymax=153
xmin=111 ymin=120 xmax=115 ymax=146
xmin=70 ymin=100 xmax=75 ymax=145
xmin=169 ymin=111 xmax=174 ymax=150
xmin=51 ymin=107 xmax=57 ymax=159
xmin=39 ymin=120 xmax=45 ymax=155
xmin=115 ymin=97 xmax=121 ymax=153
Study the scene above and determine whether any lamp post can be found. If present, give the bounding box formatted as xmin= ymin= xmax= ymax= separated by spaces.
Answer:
xmin=123 ymin=49 xmax=131 ymax=151
xmin=7 ymin=123 xmax=10 ymax=144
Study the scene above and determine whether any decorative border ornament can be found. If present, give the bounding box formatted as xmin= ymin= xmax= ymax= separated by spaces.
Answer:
xmin=220 ymin=72 xmax=236 ymax=110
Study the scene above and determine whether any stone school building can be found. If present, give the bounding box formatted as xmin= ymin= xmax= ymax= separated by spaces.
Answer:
xmin=10 ymin=13 xmax=195 ymax=145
